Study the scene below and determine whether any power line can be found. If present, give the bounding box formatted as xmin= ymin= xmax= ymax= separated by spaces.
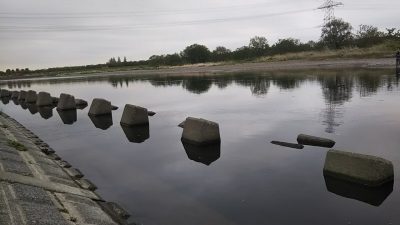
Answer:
xmin=0 ymin=8 xmax=315 ymax=32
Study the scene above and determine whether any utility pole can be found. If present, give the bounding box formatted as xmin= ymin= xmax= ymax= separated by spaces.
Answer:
xmin=318 ymin=0 xmax=343 ymax=25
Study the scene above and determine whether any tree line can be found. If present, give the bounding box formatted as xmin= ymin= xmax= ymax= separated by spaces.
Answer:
xmin=1 ymin=18 xmax=399 ymax=75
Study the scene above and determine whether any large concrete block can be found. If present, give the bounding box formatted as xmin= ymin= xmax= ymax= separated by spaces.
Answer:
xmin=120 ymin=104 xmax=149 ymax=126
xmin=25 ymin=90 xmax=37 ymax=103
xmin=88 ymin=98 xmax=112 ymax=116
xmin=18 ymin=90 xmax=27 ymax=101
xmin=56 ymin=93 xmax=76 ymax=111
xmin=323 ymin=150 xmax=394 ymax=187
xmin=11 ymin=91 xmax=19 ymax=99
xmin=36 ymin=92 xmax=53 ymax=106
xmin=181 ymin=117 xmax=220 ymax=145
xmin=38 ymin=106 xmax=53 ymax=119
xmin=57 ymin=109 xmax=77 ymax=124
xmin=297 ymin=134 xmax=335 ymax=148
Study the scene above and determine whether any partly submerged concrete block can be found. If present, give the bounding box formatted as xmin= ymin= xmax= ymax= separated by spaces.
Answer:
xmin=56 ymin=93 xmax=76 ymax=111
xmin=52 ymin=97 xmax=59 ymax=103
xmin=271 ymin=141 xmax=304 ymax=149
xmin=0 ymin=89 xmax=11 ymax=97
xmin=25 ymin=90 xmax=37 ymax=103
xmin=148 ymin=111 xmax=156 ymax=116
xmin=178 ymin=121 xmax=185 ymax=128
xmin=323 ymin=150 xmax=394 ymax=187
xmin=11 ymin=91 xmax=19 ymax=99
xmin=18 ymin=90 xmax=27 ymax=101
xmin=57 ymin=109 xmax=77 ymax=125
xmin=89 ymin=114 xmax=113 ymax=130
xmin=111 ymin=105 xmax=118 ymax=110
xmin=88 ymin=98 xmax=112 ymax=116
xmin=75 ymin=99 xmax=88 ymax=106
xmin=181 ymin=117 xmax=220 ymax=145
xmin=120 ymin=104 xmax=149 ymax=126
xmin=36 ymin=92 xmax=53 ymax=106
xmin=297 ymin=134 xmax=335 ymax=148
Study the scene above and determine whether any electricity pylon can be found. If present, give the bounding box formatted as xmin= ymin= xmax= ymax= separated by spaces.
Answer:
xmin=318 ymin=0 xmax=343 ymax=24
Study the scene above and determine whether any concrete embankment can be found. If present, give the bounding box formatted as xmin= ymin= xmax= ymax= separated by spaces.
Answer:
xmin=0 ymin=111 xmax=132 ymax=225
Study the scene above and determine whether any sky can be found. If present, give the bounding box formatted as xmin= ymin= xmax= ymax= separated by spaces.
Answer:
xmin=0 ymin=0 xmax=399 ymax=70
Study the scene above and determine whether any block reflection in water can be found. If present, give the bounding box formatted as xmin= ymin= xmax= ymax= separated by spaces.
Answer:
xmin=181 ymin=141 xmax=221 ymax=166
xmin=20 ymin=101 xmax=28 ymax=110
xmin=324 ymin=174 xmax=393 ymax=206
xmin=89 ymin=115 xmax=113 ymax=130
xmin=12 ymin=98 xmax=19 ymax=105
xmin=57 ymin=109 xmax=77 ymax=125
xmin=121 ymin=124 xmax=150 ymax=143
xmin=27 ymin=103 xmax=38 ymax=115
xmin=38 ymin=106 xmax=54 ymax=120
xmin=1 ymin=97 xmax=10 ymax=105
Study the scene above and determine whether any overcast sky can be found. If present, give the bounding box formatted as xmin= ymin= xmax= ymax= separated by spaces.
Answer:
xmin=0 ymin=0 xmax=399 ymax=70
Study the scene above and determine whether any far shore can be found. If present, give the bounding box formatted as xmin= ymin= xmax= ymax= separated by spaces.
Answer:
xmin=0 ymin=57 xmax=397 ymax=81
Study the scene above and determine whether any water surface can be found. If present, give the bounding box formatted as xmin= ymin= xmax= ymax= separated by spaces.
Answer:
xmin=1 ymin=69 xmax=400 ymax=225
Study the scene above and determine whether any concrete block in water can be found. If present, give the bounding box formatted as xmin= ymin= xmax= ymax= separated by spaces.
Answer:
xmin=0 ymin=89 xmax=11 ymax=97
xmin=18 ymin=90 xmax=27 ymax=101
xmin=11 ymin=91 xmax=19 ymax=99
xmin=88 ymin=98 xmax=112 ymax=116
xmin=75 ymin=99 xmax=88 ymax=106
xmin=25 ymin=90 xmax=37 ymax=103
xmin=271 ymin=141 xmax=304 ymax=149
xmin=148 ymin=111 xmax=156 ymax=116
xmin=297 ymin=134 xmax=335 ymax=148
xmin=178 ymin=121 xmax=185 ymax=128
xmin=181 ymin=117 xmax=220 ymax=145
xmin=323 ymin=150 xmax=394 ymax=187
xmin=56 ymin=93 xmax=76 ymax=111
xmin=52 ymin=97 xmax=59 ymax=103
xmin=111 ymin=105 xmax=118 ymax=110
xmin=36 ymin=92 xmax=53 ymax=106
xmin=1 ymin=96 xmax=10 ymax=104
xmin=120 ymin=104 xmax=149 ymax=126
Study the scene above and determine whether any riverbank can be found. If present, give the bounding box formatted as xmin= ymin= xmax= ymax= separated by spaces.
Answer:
xmin=0 ymin=57 xmax=397 ymax=81
xmin=0 ymin=111 xmax=132 ymax=225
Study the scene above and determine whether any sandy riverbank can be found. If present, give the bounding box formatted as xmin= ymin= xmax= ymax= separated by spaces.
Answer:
xmin=1 ymin=57 xmax=397 ymax=81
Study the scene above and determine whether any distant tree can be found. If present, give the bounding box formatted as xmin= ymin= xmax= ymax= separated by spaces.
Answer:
xmin=232 ymin=46 xmax=253 ymax=60
xmin=123 ymin=56 xmax=127 ymax=63
xmin=5 ymin=69 xmax=11 ymax=74
xmin=181 ymin=44 xmax=211 ymax=64
xmin=321 ymin=18 xmax=353 ymax=49
xmin=164 ymin=54 xmax=183 ymax=66
xmin=211 ymin=46 xmax=231 ymax=61
xmin=249 ymin=36 xmax=269 ymax=56
xmin=355 ymin=25 xmax=384 ymax=47
xmin=117 ymin=57 xmax=121 ymax=64
xmin=271 ymin=38 xmax=302 ymax=54
xmin=384 ymin=28 xmax=400 ymax=40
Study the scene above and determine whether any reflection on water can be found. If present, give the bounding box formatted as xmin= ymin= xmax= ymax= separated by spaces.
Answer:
xmin=1 ymin=97 xmax=10 ymax=105
xmin=121 ymin=124 xmax=150 ymax=143
xmin=27 ymin=103 xmax=38 ymax=115
xmin=324 ymin=174 xmax=393 ymax=206
xmin=57 ymin=109 xmax=77 ymax=125
xmin=38 ymin=106 xmax=54 ymax=120
xmin=182 ymin=141 xmax=221 ymax=166
xmin=89 ymin=114 xmax=113 ymax=130
xmin=1 ymin=69 xmax=399 ymax=225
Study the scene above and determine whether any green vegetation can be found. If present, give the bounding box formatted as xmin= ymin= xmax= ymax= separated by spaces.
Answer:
xmin=7 ymin=140 xmax=28 ymax=151
xmin=1 ymin=18 xmax=399 ymax=77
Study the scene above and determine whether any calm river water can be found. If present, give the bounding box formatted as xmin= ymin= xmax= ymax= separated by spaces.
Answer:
xmin=1 ymin=69 xmax=400 ymax=225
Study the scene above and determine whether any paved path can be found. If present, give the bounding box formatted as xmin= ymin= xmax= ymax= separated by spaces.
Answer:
xmin=0 ymin=111 xmax=132 ymax=225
